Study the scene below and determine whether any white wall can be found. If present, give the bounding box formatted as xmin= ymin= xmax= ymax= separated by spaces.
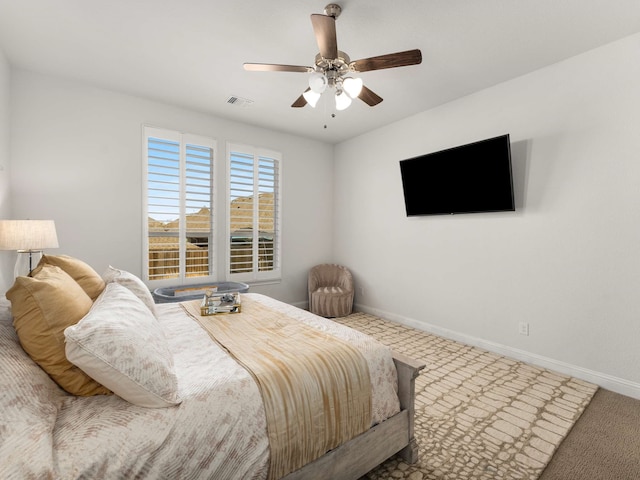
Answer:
xmin=333 ymin=33 xmax=640 ymax=397
xmin=9 ymin=70 xmax=334 ymax=304
xmin=0 ymin=48 xmax=12 ymax=293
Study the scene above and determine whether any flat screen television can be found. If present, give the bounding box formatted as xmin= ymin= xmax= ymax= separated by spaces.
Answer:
xmin=399 ymin=134 xmax=515 ymax=216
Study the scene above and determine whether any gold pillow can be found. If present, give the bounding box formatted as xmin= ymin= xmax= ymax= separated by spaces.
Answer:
xmin=36 ymin=254 xmax=105 ymax=300
xmin=6 ymin=264 xmax=111 ymax=396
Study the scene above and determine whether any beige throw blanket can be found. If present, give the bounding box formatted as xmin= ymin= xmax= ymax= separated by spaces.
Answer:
xmin=181 ymin=296 xmax=372 ymax=479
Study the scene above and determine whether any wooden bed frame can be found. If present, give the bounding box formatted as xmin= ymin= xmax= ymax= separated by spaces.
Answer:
xmin=284 ymin=351 xmax=425 ymax=480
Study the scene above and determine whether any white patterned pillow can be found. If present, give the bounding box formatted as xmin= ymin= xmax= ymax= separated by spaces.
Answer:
xmin=102 ymin=265 xmax=157 ymax=317
xmin=64 ymin=282 xmax=181 ymax=408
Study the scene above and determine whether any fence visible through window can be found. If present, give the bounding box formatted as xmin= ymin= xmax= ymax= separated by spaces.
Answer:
xmin=146 ymin=131 xmax=214 ymax=281
xmin=229 ymin=150 xmax=279 ymax=277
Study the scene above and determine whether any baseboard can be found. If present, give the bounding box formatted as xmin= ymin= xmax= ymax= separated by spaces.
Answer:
xmin=291 ymin=300 xmax=308 ymax=310
xmin=354 ymin=302 xmax=640 ymax=400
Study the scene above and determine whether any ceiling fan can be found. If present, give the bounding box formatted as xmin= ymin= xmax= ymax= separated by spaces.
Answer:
xmin=243 ymin=3 xmax=422 ymax=111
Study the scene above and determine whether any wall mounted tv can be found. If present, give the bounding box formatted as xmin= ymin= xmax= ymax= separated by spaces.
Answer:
xmin=399 ymin=134 xmax=515 ymax=216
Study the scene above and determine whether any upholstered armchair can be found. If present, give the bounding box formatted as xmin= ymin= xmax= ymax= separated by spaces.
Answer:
xmin=308 ymin=264 xmax=354 ymax=318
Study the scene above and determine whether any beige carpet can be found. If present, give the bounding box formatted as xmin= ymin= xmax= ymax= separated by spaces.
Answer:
xmin=539 ymin=388 xmax=640 ymax=480
xmin=332 ymin=312 xmax=598 ymax=480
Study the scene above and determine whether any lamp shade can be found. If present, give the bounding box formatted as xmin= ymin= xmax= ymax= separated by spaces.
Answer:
xmin=0 ymin=220 xmax=59 ymax=251
xmin=308 ymin=72 xmax=328 ymax=94
xmin=335 ymin=91 xmax=352 ymax=111
xmin=302 ymin=89 xmax=321 ymax=108
xmin=343 ymin=77 xmax=363 ymax=98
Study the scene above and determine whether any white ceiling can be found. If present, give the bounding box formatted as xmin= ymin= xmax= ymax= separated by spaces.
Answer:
xmin=1 ymin=0 xmax=639 ymax=144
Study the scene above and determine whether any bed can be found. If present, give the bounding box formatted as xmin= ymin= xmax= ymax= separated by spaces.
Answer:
xmin=0 ymin=255 xmax=424 ymax=479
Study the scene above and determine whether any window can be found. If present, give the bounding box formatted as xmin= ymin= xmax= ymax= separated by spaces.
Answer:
xmin=228 ymin=144 xmax=281 ymax=282
xmin=144 ymin=126 xmax=215 ymax=284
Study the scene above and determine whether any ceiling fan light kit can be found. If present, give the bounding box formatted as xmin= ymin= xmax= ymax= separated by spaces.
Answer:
xmin=243 ymin=3 xmax=422 ymax=112
xmin=342 ymin=77 xmax=363 ymax=98
xmin=308 ymin=71 xmax=328 ymax=93
xmin=302 ymin=89 xmax=322 ymax=108
xmin=334 ymin=90 xmax=352 ymax=111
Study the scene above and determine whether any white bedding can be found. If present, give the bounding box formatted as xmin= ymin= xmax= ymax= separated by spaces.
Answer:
xmin=0 ymin=293 xmax=400 ymax=479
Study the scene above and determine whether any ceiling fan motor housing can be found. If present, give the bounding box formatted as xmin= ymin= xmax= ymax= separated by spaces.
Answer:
xmin=323 ymin=3 xmax=342 ymax=19
xmin=315 ymin=51 xmax=351 ymax=72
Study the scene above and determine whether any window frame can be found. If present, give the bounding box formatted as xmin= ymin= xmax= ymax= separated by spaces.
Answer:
xmin=142 ymin=126 xmax=217 ymax=288
xmin=226 ymin=142 xmax=282 ymax=284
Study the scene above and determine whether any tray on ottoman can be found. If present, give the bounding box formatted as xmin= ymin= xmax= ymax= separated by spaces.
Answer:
xmin=200 ymin=291 xmax=241 ymax=315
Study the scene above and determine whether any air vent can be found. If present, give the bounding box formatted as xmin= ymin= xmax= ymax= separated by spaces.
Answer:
xmin=226 ymin=96 xmax=254 ymax=108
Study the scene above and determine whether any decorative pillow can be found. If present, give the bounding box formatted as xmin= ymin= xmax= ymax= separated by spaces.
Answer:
xmin=64 ymin=282 xmax=181 ymax=408
xmin=36 ymin=254 xmax=106 ymax=300
xmin=102 ymin=265 xmax=157 ymax=316
xmin=5 ymin=264 xmax=111 ymax=396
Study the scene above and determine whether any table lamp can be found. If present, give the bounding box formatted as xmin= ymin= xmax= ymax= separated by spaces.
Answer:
xmin=0 ymin=220 xmax=59 ymax=277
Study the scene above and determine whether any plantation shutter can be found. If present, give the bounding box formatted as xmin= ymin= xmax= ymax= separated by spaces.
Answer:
xmin=147 ymin=136 xmax=180 ymax=280
xmin=184 ymin=143 xmax=214 ymax=277
xmin=144 ymin=127 xmax=214 ymax=283
xmin=228 ymin=145 xmax=281 ymax=281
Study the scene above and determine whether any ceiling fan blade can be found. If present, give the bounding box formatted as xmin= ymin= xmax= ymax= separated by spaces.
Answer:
xmin=358 ymin=85 xmax=383 ymax=106
xmin=292 ymin=88 xmax=310 ymax=108
xmin=244 ymin=63 xmax=311 ymax=73
xmin=311 ymin=14 xmax=338 ymax=59
xmin=351 ymin=49 xmax=422 ymax=73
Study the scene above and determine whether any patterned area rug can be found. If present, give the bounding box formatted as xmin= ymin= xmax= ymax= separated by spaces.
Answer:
xmin=332 ymin=312 xmax=598 ymax=480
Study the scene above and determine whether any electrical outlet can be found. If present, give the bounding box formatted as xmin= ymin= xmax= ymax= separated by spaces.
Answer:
xmin=359 ymin=287 xmax=365 ymax=297
xmin=518 ymin=322 xmax=529 ymax=336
